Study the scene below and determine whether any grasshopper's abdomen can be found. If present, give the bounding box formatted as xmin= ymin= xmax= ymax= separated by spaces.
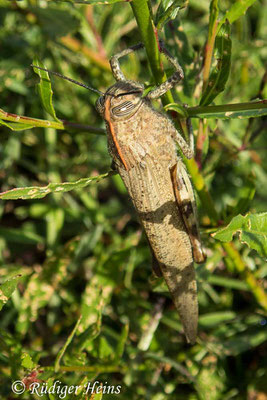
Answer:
xmin=105 ymin=99 xmax=198 ymax=343
xmin=119 ymin=157 xmax=198 ymax=344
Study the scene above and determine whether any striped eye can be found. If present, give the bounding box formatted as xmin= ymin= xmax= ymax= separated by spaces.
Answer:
xmin=112 ymin=101 xmax=136 ymax=116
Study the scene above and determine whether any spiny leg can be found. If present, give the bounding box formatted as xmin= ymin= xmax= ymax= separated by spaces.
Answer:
xmin=147 ymin=40 xmax=184 ymax=100
xmin=110 ymin=43 xmax=144 ymax=81
xmin=170 ymin=161 xmax=206 ymax=263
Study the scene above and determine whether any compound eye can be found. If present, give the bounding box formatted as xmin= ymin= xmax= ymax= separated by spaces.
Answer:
xmin=112 ymin=101 xmax=136 ymax=117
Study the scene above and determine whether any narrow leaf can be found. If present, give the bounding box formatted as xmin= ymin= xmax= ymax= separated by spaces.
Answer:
xmin=55 ymin=315 xmax=82 ymax=372
xmin=217 ymin=0 xmax=258 ymax=32
xmin=173 ymin=100 xmax=267 ymax=119
xmin=49 ymin=0 xmax=128 ymax=3
xmin=0 ymin=171 xmax=115 ymax=200
xmin=200 ymin=21 xmax=232 ymax=106
xmin=155 ymin=0 xmax=187 ymax=30
xmin=199 ymin=311 xmax=236 ymax=327
xmin=0 ymin=275 xmax=22 ymax=311
xmin=219 ymin=329 xmax=267 ymax=356
xmin=212 ymin=213 xmax=267 ymax=258
xmin=114 ymin=323 xmax=129 ymax=363
xmin=0 ymin=228 xmax=44 ymax=245
xmin=32 ymin=58 xmax=59 ymax=122
xmin=0 ymin=119 xmax=35 ymax=131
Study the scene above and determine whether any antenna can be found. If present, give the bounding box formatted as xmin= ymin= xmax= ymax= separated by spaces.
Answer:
xmin=31 ymin=65 xmax=104 ymax=96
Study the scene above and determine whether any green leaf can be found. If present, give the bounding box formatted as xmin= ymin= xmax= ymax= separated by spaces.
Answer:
xmin=53 ymin=0 xmax=128 ymax=3
xmin=184 ymin=100 xmax=267 ymax=119
xmin=16 ymin=273 xmax=55 ymax=335
xmin=199 ymin=311 xmax=236 ymax=328
xmin=207 ymin=0 xmax=219 ymax=42
xmin=218 ymin=329 xmax=267 ymax=356
xmin=55 ymin=316 xmax=82 ymax=372
xmin=0 ymin=171 xmax=114 ymax=200
xmin=32 ymin=58 xmax=59 ymax=122
xmin=155 ymin=0 xmax=187 ymax=30
xmin=0 ymin=275 xmax=22 ymax=311
xmin=200 ymin=21 xmax=232 ymax=106
xmin=0 ymin=228 xmax=44 ymax=245
xmin=217 ymin=0 xmax=258 ymax=31
xmin=212 ymin=213 xmax=267 ymax=258
xmin=0 ymin=119 xmax=35 ymax=131
xmin=21 ymin=353 xmax=36 ymax=369
xmin=113 ymin=323 xmax=129 ymax=363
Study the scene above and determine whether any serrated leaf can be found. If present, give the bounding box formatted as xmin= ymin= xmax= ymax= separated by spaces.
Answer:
xmin=0 ymin=171 xmax=114 ymax=200
xmin=212 ymin=213 xmax=267 ymax=258
xmin=0 ymin=275 xmax=22 ymax=311
xmin=200 ymin=21 xmax=232 ymax=106
xmin=155 ymin=0 xmax=187 ymax=30
xmin=0 ymin=119 xmax=35 ymax=131
xmin=32 ymin=58 xmax=59 ymax=122
xmin=217 ymin=0 xmax=258 ymax=31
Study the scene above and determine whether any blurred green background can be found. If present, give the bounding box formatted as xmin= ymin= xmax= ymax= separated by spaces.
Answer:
xmin=0 ymin=0 xmax=266 ymax=399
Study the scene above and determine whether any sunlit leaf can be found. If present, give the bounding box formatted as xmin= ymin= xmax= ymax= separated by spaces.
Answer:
xmin=0 ymin=172 xmax=115 ymax=200
xmin=212 ymin=213 xmax=267 ymax=258
xmin=217 ymin=0 xmax=258 ymax=31
xmin=0 ymin=119 xmax=35 ymax=131
xmin=21 ymin=353 xmax=36 ymax=369
xmin=165 ymin=100 xmax=267 ymax=119
xmin=0 ymin=275 xmax=22 ymax=312
xmin=32 ymin=58 xmax=59 ymax=122
xmin=155 ymin=0 xmax=187 ymax=30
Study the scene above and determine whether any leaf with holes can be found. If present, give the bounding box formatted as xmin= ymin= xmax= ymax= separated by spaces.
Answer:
xmin=212 ymin=213 xmax=267 ymax=258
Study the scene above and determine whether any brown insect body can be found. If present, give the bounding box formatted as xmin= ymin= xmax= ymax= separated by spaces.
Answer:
xmin=98 ymin=80 xmax=198 ymax=343
xmin=32 ymin=43 xmax=205 ymax=344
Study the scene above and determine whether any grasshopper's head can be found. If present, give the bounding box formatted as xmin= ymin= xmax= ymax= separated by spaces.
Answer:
xmin=96 ymin=80 xmax=144 ymax=120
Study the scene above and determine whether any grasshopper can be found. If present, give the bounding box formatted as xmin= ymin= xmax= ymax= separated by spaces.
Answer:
xmin=32 ymin=42 xmax=206 ymax=343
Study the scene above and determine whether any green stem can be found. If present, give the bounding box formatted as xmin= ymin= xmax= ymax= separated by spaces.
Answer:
xmin=187 ymin=100 xmax=267 ymax=118
xmin=130 ymin=0 xmax=173 ymax=105
xmin=0 ymin=108 xmax=105 ymax=135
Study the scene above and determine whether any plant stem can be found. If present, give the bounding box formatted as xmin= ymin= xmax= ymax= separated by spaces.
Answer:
xmin=130 ymin=0 xmax=173 ymax=105
xmin=0 ymin=108 xmax=105 ymax=135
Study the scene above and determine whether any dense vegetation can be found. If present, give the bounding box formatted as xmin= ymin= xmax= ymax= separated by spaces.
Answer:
xmin=0 ymin=0 xmax=266 ymax=399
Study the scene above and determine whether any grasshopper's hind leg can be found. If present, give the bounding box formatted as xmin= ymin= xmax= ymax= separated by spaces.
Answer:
xmin=170 ymin=161 xmax=206 ymax=263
